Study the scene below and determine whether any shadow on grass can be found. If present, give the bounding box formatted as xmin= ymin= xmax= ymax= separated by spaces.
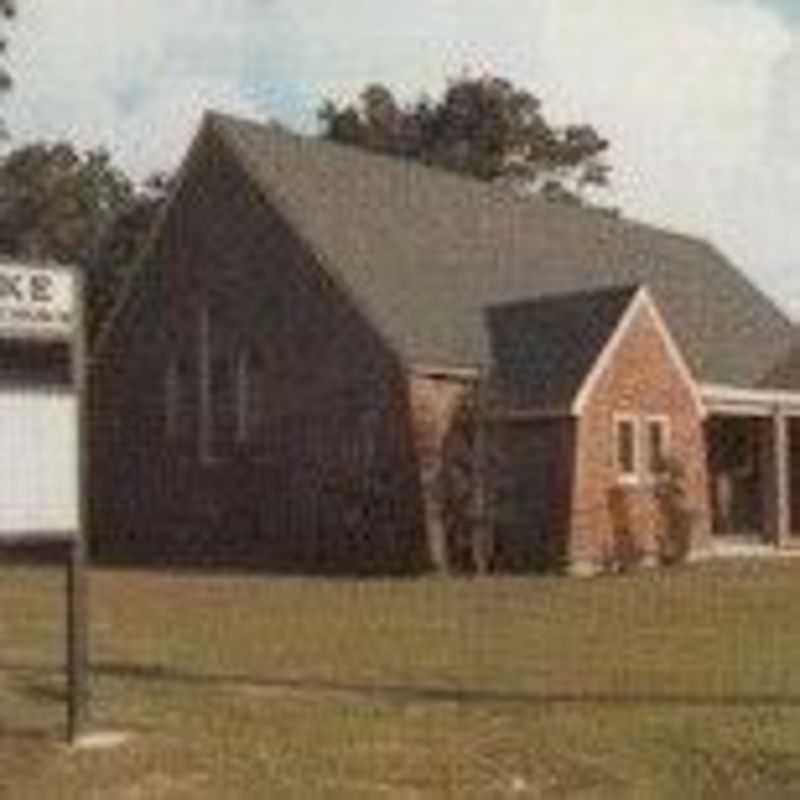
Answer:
xmin=0 ymin=720 xmax=55 ymax=743
xmin=2 ymin=657 xmax=800 ymax=710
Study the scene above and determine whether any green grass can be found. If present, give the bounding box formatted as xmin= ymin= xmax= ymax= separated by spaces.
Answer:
xmin=3 ymin=561 xmax=800 ymax=797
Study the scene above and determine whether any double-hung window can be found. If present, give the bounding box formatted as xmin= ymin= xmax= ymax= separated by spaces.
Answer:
xmin=614 ymin=414 xmax=639 ymax=484
xmin=645 ymin=415 xmax=670 ymax=479
xmin=614 ymin=413 xmax=671 ymax=484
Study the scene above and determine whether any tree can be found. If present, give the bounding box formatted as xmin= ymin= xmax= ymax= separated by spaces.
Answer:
xmin=0 ymin=0 xmax=16 ymax=135
xmin=0 ymin=0 xmax=14 ymax=92
xmin=0 ymin=142 xmax=133 ymax=265
xmin=319 ymin=74 xmax=612 ymax=207
xmin=0 ymin=140 xmax=170 ymax=335
xmin=88 ymin=170 xmax=171 ymax=338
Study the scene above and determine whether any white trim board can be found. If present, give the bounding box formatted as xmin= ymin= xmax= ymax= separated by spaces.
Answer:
xmin=701 ymin=382 xmax=800 ymax=415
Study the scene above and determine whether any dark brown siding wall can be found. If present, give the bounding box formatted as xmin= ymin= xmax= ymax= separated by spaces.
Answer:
xmin=91 ymin=127 xmax=425 ymax=573
xmin=491 ymin=418 xmax=576 ymax=571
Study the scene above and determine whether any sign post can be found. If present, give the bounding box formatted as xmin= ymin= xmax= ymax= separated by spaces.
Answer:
xmin=66 ymin=533 xmax=89 ymax=743
xmin=67 ymin=267 xmax=88 ymax=744
xmin=0 ymin=263 xmax=87 ymax=744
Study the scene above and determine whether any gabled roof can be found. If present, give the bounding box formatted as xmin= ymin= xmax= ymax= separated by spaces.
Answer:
xmin=487 ymin=285 xmax=640 ymax=410
xmin=141 ymin=111 xmax=795 ymax=388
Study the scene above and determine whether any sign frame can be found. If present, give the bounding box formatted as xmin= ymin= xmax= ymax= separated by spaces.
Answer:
xmin=0 ymin=262 xmax=88 ymax=744
xmin=0 ymin=262 xmax=78 ymax=341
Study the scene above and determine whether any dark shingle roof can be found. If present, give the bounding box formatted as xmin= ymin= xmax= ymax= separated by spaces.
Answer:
xmin=487 ymin=285 xmax=640 ymax=409
xmin=208 ymin=111 xmax=793 ymax=388
xmin=759 ymin=333 xmax=800 ymax=389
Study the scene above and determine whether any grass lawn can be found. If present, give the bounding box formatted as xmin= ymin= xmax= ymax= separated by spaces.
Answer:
xmin=3 ymin=560 xmax=800 ymax=798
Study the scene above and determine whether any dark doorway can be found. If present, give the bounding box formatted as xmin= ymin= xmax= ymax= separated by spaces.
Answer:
xmin=789 ymin=418 xmax=800 ymax=536
xmin=706 ymin=416 xmax=766 ymax=536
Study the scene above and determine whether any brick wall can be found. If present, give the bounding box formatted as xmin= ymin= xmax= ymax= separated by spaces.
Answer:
xmin=569 ymin=300 xmax=712 ymax=571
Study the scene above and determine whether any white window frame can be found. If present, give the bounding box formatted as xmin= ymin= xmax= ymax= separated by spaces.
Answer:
xmin=613 ymin=413 xmax=640 ymax=485
xmin=644 ymin=414 xmax=671 ymax=480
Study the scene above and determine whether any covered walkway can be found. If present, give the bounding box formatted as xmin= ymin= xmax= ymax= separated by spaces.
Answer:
xmin=701 ymin=383 xmax=800 ymax=550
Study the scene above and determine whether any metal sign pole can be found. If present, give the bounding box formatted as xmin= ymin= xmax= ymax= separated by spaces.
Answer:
xmin=66 ymin=537 xmax=88 ymax=743
xmin=66 ymin=268 xmax=89 ymax=745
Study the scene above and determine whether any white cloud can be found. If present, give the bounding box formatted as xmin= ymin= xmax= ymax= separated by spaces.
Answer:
xmin=527 ymin=1 xmax=795 ymax=291
xmin=3 ymin=0 xmax=800 ymax=315
xmin=4 ymin=0 xmax=266 ymax=176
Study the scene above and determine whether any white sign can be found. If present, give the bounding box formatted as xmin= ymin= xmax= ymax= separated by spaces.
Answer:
xmin=0 ymin=265 xmax=75 ymax=338
xmin=0 ymin=391 xmax=79 ymax=537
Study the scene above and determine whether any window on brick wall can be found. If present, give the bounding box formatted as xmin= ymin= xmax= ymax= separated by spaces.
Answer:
xmin=645 ymin=415 xmax=670 ymax=478
xmin=614 ymin=414 xmax=639 ymax=483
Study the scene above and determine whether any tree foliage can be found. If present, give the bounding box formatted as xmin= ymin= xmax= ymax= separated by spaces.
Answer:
xmin=0 ymin=0 xmax=14 ymax=92
xmin=0 ymin=140 xmax=169 ymax=335
xmin=88 ymin=170 xmax=171 ymax=338
xmin=0 ymin=142 xmax=133 ymax=264
xmin=0 ymin=0 xmax=16 ymax=135
xmin=319 ymin=75 xmax=612 ymax=207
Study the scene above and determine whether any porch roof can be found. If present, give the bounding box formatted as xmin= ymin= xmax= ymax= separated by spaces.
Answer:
xmin=701 ymin=382 xmax=800 ymax=417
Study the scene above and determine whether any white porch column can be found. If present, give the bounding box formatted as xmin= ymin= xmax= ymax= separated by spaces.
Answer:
xmin=774 ymin=407 xmax=791 ymax=546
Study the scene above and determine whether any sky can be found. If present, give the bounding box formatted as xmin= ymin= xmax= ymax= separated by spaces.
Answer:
xmin=5 ymin=0 xmax=800 ymax=316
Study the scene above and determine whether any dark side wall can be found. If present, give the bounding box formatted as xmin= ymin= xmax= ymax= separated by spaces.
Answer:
xmin=90 ymin=123 xmax=426 ymax=573
xmin=491 ymin=417 xmax=576 ymax=571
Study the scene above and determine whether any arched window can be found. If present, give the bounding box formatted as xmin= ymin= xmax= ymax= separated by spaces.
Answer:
xmin=199 ymin=305 xmax=236 ymax=463
xmin=235 ymin=345 xmax=268 ymax=458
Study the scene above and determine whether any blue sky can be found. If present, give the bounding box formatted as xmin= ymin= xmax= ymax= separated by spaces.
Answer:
xmin=758 ymin=0 xmax=800 ymax=24
xmin=5 ymin=0 xmax=800 ymax=316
